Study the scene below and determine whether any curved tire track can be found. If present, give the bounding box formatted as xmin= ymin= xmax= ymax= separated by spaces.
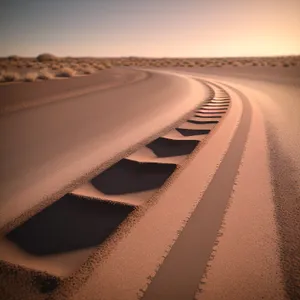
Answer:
xmin=0 ymin=77 xmax=224 ymax=299
xmin=140 ymin=81 xmax=251 ymax=300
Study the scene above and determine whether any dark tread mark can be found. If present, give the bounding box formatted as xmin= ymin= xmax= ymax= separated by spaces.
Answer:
xmin=176 ymin=128 xmax=210 ymax=136
xmin=91 ymin=159 xmax=177 ymax=195
xmin=6 ymin=194 xmax=133 ymax=255
xmin=187 ymin=120 xmax=219 ymax=125
xmin=194 ymin=115 xmax=222 ymax=119
xmin=146 ymin=137 xmax=199 ymax=157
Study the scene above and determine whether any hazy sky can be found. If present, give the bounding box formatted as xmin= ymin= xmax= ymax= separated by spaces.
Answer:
xmin=1 ymin=0 xmax=300 ymax=57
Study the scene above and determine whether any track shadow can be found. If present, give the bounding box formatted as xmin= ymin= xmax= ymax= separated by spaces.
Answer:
xmin=200 ymin=107 xmax=228 ymax=111
xmin=91 ymin=159 xmax=177 ymax=195
xmin=194 ymin=115 xmax=222 ymax=119
xmin=187 ymin=120 xmax=219 ymax=125
xmin=201 ymin=101 xmax=230 ymax=107
xmin=6 ymin=194 xmax=133 ymax=256
xmin=203 ymin=104 xmax=229 ymax=107
xmin=176 ymin=128 xmax=211 ymax=136
xmin=146 ymin=137 xmax=199 ymax=157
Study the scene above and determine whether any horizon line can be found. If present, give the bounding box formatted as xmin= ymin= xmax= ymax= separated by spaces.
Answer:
xmin=1 ymin=54 xmax=299 ymax=59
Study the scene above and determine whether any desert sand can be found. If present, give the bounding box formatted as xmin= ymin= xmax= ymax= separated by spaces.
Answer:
xmin=0 ymin=70 xmax=228 ymax=299
xmin=66 ymin=82 xmax=237 ymax=300
xmin=194 ymin=81 xmax=287 ymax=300
xmin=1 ymin=56 xmax=299 ymax=300
xmin=0 ymin=69 xmax=208 ymax=231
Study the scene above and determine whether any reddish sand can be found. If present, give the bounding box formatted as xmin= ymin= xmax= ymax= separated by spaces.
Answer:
xmin=0 ymin=67 xmax=148 ymax=114
xmin=71 ymin=182 xmax=156 ymax=206
xmin=2 ymin=65 xmax=297 ymax=300
xmin=126 ymin=146 xmax=187 ymax=164
xmin=163 ymin=129 xmax=208 ymax=141
xmin=0 ymin=238 xmax=94 ymax=277
xmin=0 ymin=69 xmax=208 ymax=230
xmin=64 ymin=83 xmax=240 ymax=300
xmin=0 ymin=69 xmax=214 ymax=299
xmin=194 ymin=81 xmax=287 ymax=300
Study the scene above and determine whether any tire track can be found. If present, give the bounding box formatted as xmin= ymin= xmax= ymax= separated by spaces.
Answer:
xmin=0 ymin=80 xmax=232 ymax=300
xmin=140 ymin=81 xmax=251 ymax=300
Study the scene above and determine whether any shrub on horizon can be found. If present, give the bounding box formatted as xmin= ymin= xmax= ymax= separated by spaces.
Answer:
xmin=37 ymin=53 xmax=57 ymax=62
xmin=8 ymin=55 xmax=20 ymax=61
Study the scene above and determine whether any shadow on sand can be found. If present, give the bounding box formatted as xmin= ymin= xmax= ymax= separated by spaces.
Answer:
xmin=91 ymin=159 xmax=177 ymax=195
xmin=6 ymin=193 xmax=134 ymax=255
xmin=176 ymin=128 xmax=211 ymax=136
xmin=146 ymin=137 xmax=199 ymax=157
xmin=187 ymin=120 xmax=219 ymax=125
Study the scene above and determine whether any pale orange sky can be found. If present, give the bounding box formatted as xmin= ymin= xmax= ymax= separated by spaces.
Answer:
xmin=1 ymin=0 xmax=300 ymax=57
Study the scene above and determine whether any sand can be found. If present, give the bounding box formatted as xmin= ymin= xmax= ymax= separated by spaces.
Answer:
xmin=71 ymin=182 xmax=156 ymax=206
xmin=0 ymin=237 xmax=95 ymax=277
xmin=194 ymin=82 xmax=287 ymax=300
xmin=163 ymin=129 xmax=209 ymax=141
xmin=58 ymin=83 xmax=237 ymax=300
xmin=0 ymin=76 xmax=226 ymax=300
xmin=178 ymin=122 xmax=216 ymax=130
xmin=2 ymin=62 xmax=297 ymax=299
xmin=141 ymin=81 xmax=248 ymax=300
xmin=69 ymin=135 xmax=206 ymax=207
xmin=0 ymin=194 xmax=135 ymax=278
xmin=0 ymin=70 xmax=215 ymax=299
xmin=0 ymin=68 xmax=149 ymax=114
xmin=181 ymin=69 xmax=300 ymax=299
xmin=0 ymin=69 xmax=208 ymax=231
xmin=126 ymin=145 xmax=187 ymax=164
